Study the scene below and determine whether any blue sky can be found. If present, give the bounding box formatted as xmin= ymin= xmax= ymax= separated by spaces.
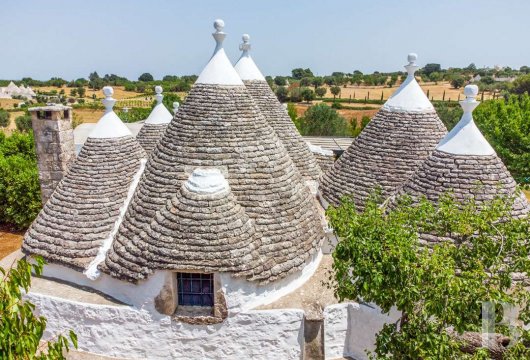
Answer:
xmin=0 ymin=0 xmax=529 ymax=80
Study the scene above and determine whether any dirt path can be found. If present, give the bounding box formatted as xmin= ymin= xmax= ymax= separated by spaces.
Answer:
xmin=0 ymin=225 xmax=23 ymax=260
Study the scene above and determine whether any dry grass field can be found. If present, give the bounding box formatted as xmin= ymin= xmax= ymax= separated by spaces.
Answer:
xmin=0 ymin=226 xmax=23 ymax=260
xmin=524 ymin=190 xmax=530 ymax=201
xmin=35 ymin=85 xmax=142 ymax=100
xmin=323 ymin=81 xmax=494 ymax=102
xmin=295 ymin=103 xmax=380 ymax=124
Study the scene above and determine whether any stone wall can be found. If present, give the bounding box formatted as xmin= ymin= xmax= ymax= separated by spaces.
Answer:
xmin=31 ymin=110 xmax=75 ymax=204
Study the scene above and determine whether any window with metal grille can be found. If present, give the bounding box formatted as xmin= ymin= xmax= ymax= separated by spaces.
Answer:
xmin=177 ymin=273 xmax=214 ymax=307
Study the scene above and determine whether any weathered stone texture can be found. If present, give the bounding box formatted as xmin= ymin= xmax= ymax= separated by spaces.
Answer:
xmin=103 ymin=83 xmax=324 ymax=283
xmin=22 ymin=136 xmax=146 ymax=270
xmin=136 ymin=123 xmax=169 ymax=154
xmin=31 ymin=116 xmax=76 ymax=204
xmin=243 ymin=80 xmax=322 ymax=181
xmin=320 ymin=109 xmax=447 ymax=209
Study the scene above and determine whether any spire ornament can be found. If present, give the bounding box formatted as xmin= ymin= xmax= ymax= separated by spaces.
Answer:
xmin=102 ymin=86 xmax=116 ymax=113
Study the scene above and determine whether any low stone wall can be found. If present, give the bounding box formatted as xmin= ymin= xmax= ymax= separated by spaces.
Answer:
xmin=28 ymin=292 xmax=305 ymax=360
xmin=324 ymin=303 xmax=400 ymax=360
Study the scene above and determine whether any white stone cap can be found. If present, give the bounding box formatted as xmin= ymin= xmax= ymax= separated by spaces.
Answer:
xmin=436 ymin=85 xmax=495 ymax=155
xmin=144 ymin=86 xmax=173 ymax=125
xmin=173 ymin=101 xmax=180 ymax=115
xmin=307 ymin=142 xmax=334 ymax=156
xmin=185 ymin=168 xmax=230 ymax=194
xmin=196 ymin=19 xmax=244 ymax=86
xmin=382 ymin=53 xmax=434 ymax=113
xmin=234 ymin=34 xmax=266 ymax=81
xmin=88 ymin=86 xmax=133 ymax=139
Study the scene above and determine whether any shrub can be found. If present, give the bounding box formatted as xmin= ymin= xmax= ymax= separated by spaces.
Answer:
xmin=300 ymin=88 xmax=314 ymax=103
xmin=450 ymin=76 xmax=465 ymax=89
xmin=116 ymin=107 xmax=151 ymax=123
xmin=0 ymin=131 xmax=41 ymax=229
xmin=0 ymin=256 xmax=77 ymax=358
xmin=15 ymin=114 xmax=32 ymax=132
xmin=138 ymin=73 xmax=154 ymax=82
xmin=330 ymin=86 xmax=341 ymax=99
xmin=298 ymin=103 xmax=350 ymax=136
xmin=0 ymin=109 xmax=10 ymax=128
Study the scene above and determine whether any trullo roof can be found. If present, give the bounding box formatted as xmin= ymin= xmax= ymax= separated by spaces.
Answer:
xmin=320 ymin=53 xmax=447 ymax=209
xmin=234 ymin=34 xmax=322 ymax=182
xmin=394 ymin=85 xmax=530 ymax=245
xmin=22 ymin=87 xmax=147 ymax=276
xmin=103 ymin=20 xmax=324 ymax=284
xmin=136 ymin=86 xmax=175 ymax=154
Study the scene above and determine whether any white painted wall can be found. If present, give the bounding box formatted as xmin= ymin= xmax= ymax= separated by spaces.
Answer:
xmin=28 ymin=292 xmax=305 ymax=360
xmin=42 ymin=249 xmax=322 ymax=315
xmin=324 ymin=303 xmax=400 ymax=360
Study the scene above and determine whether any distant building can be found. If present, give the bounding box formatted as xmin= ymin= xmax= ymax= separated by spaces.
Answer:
xmin=0 ymin=81 xmax=36 ymax=99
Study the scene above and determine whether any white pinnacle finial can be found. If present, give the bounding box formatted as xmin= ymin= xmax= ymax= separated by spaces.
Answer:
xmin=460 ymin=84 xmax=479 ymax=113
xmin=173 ymin=101 xmax=180 ymax=115
xmin=154 ymin=85 xmax=163 ymax=104
xmin=240 ymin=34 xmax=251 ymax=53
xmin=102 ymin=86 xmax=116 ymax=113
xmin=405 ymin=53 xmax=419 ymax=76
xmin=212 ymin=19 xmax=226 ymax=54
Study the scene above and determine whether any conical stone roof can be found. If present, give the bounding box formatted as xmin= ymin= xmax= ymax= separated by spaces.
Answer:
xmin=394 ymin=85 xmax=530 ymax=246
xmin=320 ymin=53 xmax=447 ymax=209
xmin=136 ymin=86 xmax=175 ymax=154
xmin=103 ymin=20 xmax=324 ymax=284
xmin=138 ymin=168 xmax=259 ymax=273
xmin=234 ymin=34 xmax=322 ymax=182
xmin=22 ymin=87 xmax=147 ymax=274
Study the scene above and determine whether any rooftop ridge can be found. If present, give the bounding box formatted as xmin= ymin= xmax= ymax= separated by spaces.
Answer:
xmin=234 ymin=34 xmax=266 ymax=81
xmin=196 ymin=19 xmax=244 ymax=86
xmin=436 ymin=85 xmax=495 ymax=155
xmin=89 ymin=86 xmax=133 ymax=139
xmin=382 ymin=53 xmax=435 ymax=113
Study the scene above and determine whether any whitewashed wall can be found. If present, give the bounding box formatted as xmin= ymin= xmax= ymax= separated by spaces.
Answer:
xmin=324 ymin=303 xmax=400 ymax=360
xmin=28 ymin=292 xmax=305 ymax=360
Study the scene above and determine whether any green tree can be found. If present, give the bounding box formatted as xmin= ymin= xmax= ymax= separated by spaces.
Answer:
xmin=275 ymin=86 xmax=289 ymax=103
xmin=330 ymin=86 xmax=341 ymax=100
xmin=298 ymin=103 xmax=349 ymax=136
xmin=287 ymin=103 xmax=301 ymax=131
xmin=429 ymin=71 xmax=441 ymax=83
xmin=301 ymin=88 xmax=315 ymax=103
xmin=69 ymin=88 xmax=77 ymax=97
xmin=423 ymin=63 xmax=442 ymax=76
xmin=0 ymin=109 xmax=10 ymax=128
xmin=300 ymin=77 xmax=312 ymax=87
xmin=451 ymin=76 xmax=466 ymax=89
xmin=291 ymin=68 xmax=313 ymax=80
xmin=512 ymin=74 xmax=530 ymax=95
xmin=15 ymin=114 xmax=32 ymax=132
xmin=138 ymin=73 xmax=154 ymax=82
xmin=315 ymin=87 xmax=327 ymax=98
xmin=328 ymin=192 xmax=530 ymax=359
xmin=0 ymin=256 xmax=77 ymax=359
xmin=76 ymin=86 xmax=86 ymax=98
xmin=311 ymin=77 xmax=323 ymax=89
xmin=473 ymin=94 xmax=530 ymax=185
xmin=274 ymin=76 xmax=287 ymax=86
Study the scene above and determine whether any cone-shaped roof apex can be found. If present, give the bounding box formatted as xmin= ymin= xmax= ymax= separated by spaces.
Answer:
xmin=89 ymin=86 xmax=133 ymax=139
xmin=382 ymin=53 xmax=434 ymax=113
xmin=436 ymin=85 xmax=495 ymax=155
xmin=196 ymin=19 xmax=244 ymax=86
xmin=234 ymin=34 xmax=266 ymax=81
xmin=144 ymin=86 xmax=173 ymax=125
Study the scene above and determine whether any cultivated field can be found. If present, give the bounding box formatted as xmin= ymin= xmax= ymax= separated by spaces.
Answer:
xmin=322 ymin=81 xmax=494 ymax=102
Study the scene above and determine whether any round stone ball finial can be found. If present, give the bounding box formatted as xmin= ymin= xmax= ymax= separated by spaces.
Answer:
xmin=103 ymin=86 xmax=114 ymax=98
xmin=214 ymin=19 xmax=225 ymax=32
xmin=407 ymin=53 xmax=418 ymax=64
xmin=464 ymin=84 xmax=479 ymax=98
xmin=155 ymin=85 xmax=163 ymax=95
xmin=173 ymin=101 xmax=180 ymax=115
xmin=242 ymin=34 xmax=250 ymax=43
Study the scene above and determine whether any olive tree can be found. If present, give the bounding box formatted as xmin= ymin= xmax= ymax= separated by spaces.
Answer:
xmin=328 ymin=192 xmax=530 ymax=359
